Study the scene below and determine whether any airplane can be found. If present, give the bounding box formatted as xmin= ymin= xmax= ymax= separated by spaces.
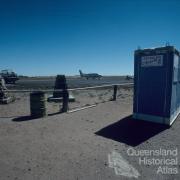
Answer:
xmin=79 ymin=70 xmax=102 ymax=80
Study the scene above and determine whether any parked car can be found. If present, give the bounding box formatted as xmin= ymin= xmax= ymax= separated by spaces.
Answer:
xmin=0 ymin=69 xmax=19 ymax=84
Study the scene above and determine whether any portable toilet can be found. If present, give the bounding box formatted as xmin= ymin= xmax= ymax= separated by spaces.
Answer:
xmin=133 ymin=46 xmax=180 ymax=125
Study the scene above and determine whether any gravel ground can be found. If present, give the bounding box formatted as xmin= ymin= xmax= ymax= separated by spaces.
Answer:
xmin=0 ymin=78 xmax=179 ymax=180
xmin=0 ymin=87 xmax=180 ymax=180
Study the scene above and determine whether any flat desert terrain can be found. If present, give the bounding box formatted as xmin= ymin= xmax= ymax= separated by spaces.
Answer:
xmin=0 ymin=76 xmax=179 ymax=180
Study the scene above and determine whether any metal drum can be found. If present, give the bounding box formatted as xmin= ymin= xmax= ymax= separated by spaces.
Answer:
xmin=30 ymin=91 xmax=46 ymax=117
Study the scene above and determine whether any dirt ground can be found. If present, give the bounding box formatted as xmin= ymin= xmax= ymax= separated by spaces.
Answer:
xmin=0 ymin=85 xmax=180 ymax=180
xmin=0 ymin=86 xmax=133 ymax=117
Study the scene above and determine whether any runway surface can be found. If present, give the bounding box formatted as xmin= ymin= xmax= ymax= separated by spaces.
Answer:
xmin=7 ymin=76 xmax=133 ymax=90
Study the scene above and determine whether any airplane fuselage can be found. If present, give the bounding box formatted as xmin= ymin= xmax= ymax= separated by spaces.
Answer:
xmin=83 ymin=74 xmax=101 ymax=79
xmin=79 ymin=70 xmax=102 ymax=80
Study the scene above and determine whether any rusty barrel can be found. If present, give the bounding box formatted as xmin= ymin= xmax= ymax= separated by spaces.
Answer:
xmin=30 ymin=91 xmax=46 ymax=117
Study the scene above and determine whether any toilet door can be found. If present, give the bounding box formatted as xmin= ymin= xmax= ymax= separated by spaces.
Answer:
xmin=136 ymin=54 xmax=167 ymax=116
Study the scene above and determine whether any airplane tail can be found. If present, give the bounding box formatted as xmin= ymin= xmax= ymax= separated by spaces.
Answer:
xmin=79 ymin=70 xmax=84 ymax=77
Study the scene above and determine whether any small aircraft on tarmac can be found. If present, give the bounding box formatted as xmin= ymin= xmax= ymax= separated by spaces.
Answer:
xmin=79 ymin=70 xmax=102 ymax=80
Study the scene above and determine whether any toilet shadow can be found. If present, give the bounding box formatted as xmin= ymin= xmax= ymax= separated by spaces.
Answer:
xmin=95 ymin=115 xmax=169 ymax=146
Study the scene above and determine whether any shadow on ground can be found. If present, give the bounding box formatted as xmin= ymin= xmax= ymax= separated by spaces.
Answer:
xmin=48 ymin=112 xmax=61 ymax=116
xmin=95 ymin=115 xmax=169 ymax=146
xmin=12 ymin=116 xmax=39 ymax=122
xmin=12 ymin=112 xmax=62 ymax=121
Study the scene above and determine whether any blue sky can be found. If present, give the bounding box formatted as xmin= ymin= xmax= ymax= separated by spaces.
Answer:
xmin=0 ymin=0 xmax=180 ymax=76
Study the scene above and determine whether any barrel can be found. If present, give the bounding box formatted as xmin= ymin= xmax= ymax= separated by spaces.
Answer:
xmin=30 ymin=91 xmax=46 ymax=118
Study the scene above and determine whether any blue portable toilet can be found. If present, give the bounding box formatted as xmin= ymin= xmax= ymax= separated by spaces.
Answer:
xmin=133 ymin=46 xmax=180 ymax=125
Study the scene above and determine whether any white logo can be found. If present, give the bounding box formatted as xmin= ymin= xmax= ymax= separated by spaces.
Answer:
xmin=108 ymin=151 xmax=140 ymax=178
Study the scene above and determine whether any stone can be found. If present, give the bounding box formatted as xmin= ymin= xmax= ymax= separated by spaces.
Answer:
xmin=48 ymin=94 xmax=75 ymax=102
xmin=47 ymin=75 xmax=75 ymax=102
xmin=0 ymin=76 xmax=15 ymax=104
